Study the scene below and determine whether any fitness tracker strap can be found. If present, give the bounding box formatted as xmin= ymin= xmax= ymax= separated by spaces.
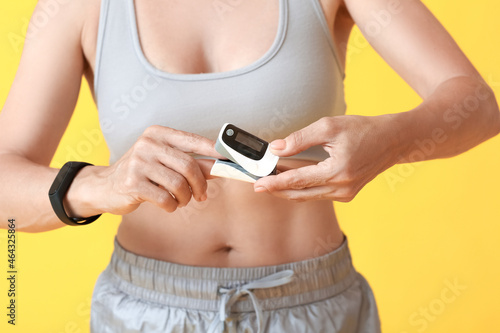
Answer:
xmin=48 ymin=161 xmax=101 ymax=226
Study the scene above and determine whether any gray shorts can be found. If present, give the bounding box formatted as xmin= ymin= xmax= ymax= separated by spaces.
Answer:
xmin=90 ymin=237 xmax=381 ymax=333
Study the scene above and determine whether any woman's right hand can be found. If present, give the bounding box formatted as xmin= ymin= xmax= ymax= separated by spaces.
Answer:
xmin=66 ymin=125 xmax=225 ymax=216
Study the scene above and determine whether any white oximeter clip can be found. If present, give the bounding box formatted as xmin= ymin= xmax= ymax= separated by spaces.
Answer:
xmin=210 ymin=123 xmax=279 ymax=183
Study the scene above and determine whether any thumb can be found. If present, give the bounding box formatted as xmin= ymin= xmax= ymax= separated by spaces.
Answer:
xmin=269 ymin=119 xmax=331 ymax=157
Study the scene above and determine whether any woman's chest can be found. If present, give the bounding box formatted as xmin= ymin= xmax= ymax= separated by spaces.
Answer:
xmin=83 ymin=0 xmax=347 ymax=79
xmin=87 ymin=0 xmax=348 ymax=164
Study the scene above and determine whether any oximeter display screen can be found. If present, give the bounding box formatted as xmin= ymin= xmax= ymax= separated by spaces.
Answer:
xmin=222 ymin=124 xmax=269 ymax=160
xmin=235 ymin=132 xmax=264 ymax=152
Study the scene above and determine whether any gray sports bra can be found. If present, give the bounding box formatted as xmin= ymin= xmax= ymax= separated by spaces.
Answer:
xmin=94 ymin=0 xmax=346 ymax=164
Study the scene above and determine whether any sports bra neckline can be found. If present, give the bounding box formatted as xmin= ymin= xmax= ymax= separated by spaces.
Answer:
xmin=127 ymin=0 xmax=288 ymax=81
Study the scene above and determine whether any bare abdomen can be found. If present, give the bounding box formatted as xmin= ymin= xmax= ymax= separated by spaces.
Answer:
xmin=116 ymin=160 xmax=344 ymax=267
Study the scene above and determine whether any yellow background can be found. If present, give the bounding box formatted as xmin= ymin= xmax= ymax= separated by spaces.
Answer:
xmin=1 ymin=1 xmax=499 ymax=332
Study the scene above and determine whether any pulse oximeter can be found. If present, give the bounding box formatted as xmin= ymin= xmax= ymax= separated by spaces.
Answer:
xmin=210 ymin=123 xmax=279 ymax=183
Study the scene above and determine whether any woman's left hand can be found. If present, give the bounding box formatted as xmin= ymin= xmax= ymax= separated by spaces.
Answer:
xmin=253 ymin=115 xmax=400 ymax=202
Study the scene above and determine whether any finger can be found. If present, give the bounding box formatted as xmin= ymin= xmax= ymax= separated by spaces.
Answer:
xmin=136 ymin=180 xmax=179 ymax=212
xmin=262 ymin=185 xmax=335 ymax=202
xmin=156 ymin=146 xmax=208 ymax=201
xmin=269 ymin=117 xmax=333 ymax=157
xmin=254 ymin=162 xmax=333 ymax=192
xmin=146 ymin=125 xmax=225 ymax=159
xmin=145 ymin=163 xmax=193 ymax=207
xmin=266 ymin=185 xmax=357 ymax=203
xmin=275 ymin=164 xmax=294 ymax=173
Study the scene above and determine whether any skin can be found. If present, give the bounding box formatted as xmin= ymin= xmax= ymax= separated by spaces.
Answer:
xmin=0 ymin=0 xmax=499 ymax=268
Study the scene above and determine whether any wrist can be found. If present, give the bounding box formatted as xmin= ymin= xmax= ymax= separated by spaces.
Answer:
xmin=390 ymin=105 xmax=450 ymax=163
xmin=375 ymin=113 xmax=409 ymax=165
xmin=63 ymin=164 xmax=108 ymax=218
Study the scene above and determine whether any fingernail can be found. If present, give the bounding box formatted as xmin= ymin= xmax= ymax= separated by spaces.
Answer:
xmin=270 ymin=140 xmax=286 ymax=150
xmin=254 ymin=186 xmax=268 ymax=193
xmin=200 ymin=193 xmax=208 ymax=201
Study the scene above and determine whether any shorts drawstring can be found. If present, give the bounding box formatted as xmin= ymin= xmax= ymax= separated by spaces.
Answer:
xmin=207 ymin=270 xmax=295 ymax=333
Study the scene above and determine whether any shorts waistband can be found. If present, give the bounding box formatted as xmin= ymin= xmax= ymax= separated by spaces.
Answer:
xmin=107 ymin=236 xmax=358 ymax=312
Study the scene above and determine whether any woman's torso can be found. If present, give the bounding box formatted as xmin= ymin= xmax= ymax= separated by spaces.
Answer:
xmin=81 ymin=0 xmax=354 ymax=267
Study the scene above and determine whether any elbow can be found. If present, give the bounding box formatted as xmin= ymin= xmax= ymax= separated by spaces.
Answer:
xmin=492 ymin=112 xmax=500 ymax=139
xmin=485 ymin=88 xmax=500 ymax=140
xmin=474 ymin=81 xmax=500 ymax=141
xmin=491 ymin=103 xmax=500 ymax=139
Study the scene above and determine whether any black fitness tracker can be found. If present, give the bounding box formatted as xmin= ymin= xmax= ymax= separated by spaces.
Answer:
xmin=48 ymin=161 xmax=101 ymax=226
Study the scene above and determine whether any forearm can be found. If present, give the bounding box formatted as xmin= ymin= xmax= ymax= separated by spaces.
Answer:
xmin=391 ymin=76 xmax=500 ymax=163
xmin=0 ymin=154 xmax=63 ymax=232
xmin=0 ymin=154 xmax=107 ymax=232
